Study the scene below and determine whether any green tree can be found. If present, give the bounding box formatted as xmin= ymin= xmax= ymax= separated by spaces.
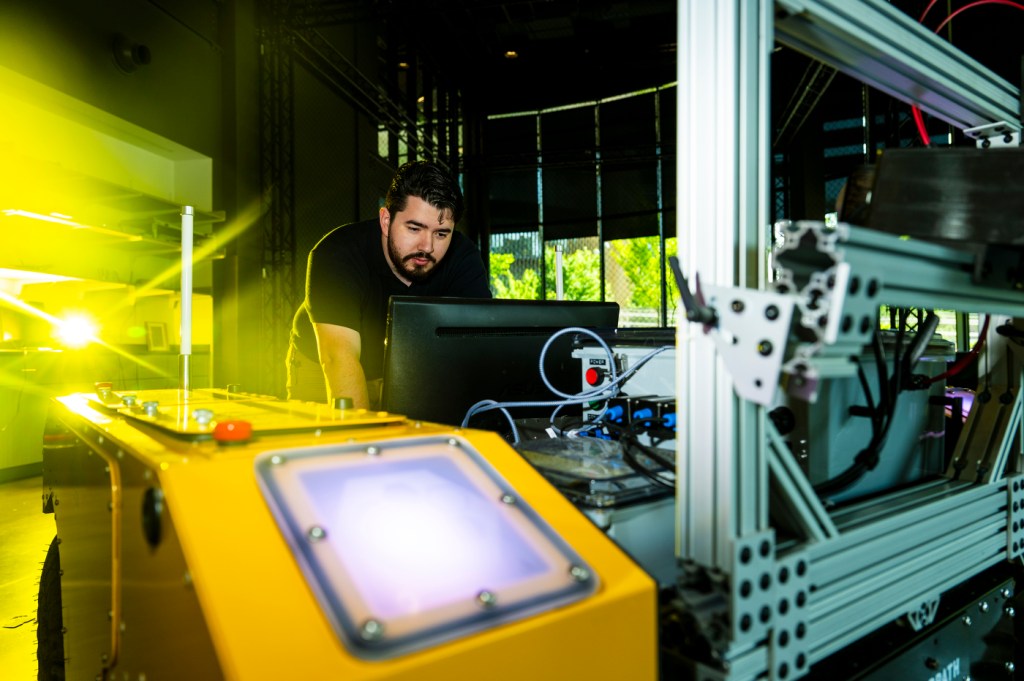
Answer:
xmin=490 ymin=252 xmax=541 ymax=299
xmin=544 ymin=246 xmax=602 ymax=301
xmin=607 ymin=236 xmax=669 ymax=307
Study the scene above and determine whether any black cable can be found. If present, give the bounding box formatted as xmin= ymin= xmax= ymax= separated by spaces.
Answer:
xmin=621 ymin=444 xmax=675 ymax=490
xmin=601 ymin=420 xmax=676 ymax=488
xmin=854 ymin=357 xmax=879 ymax=429
xmin=814 ymin=317 xmax=909 ymax=497
xmin=871 ymin=327 xmax=891 ymax=424
xmin=626 ymin=424 xmax=677 ymax=471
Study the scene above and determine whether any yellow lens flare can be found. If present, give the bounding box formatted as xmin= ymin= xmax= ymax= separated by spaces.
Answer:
xmin=54 ymin=314 xmax=98 ymax=349
xmin=129 ymin=198 xmax=260 ymax=300
xmin=0 ymin=291 xmax=169 ymax=378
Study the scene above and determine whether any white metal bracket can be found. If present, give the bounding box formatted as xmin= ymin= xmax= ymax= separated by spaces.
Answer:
xmin=701 ymin=284 xmax=796 ymax=406
xmin=964 ymin=122 xmax=1021 ymax=148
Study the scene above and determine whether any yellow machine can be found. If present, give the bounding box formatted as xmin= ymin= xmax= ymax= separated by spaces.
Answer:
xmin=38 ymin=386 xmax=656 ymax=680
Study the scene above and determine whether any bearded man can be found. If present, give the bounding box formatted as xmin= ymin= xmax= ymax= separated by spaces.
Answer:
xmin=287 ymin=161 xmax=491 ymax=408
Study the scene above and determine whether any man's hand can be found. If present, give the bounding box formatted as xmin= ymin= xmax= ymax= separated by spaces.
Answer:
xmin=313 ymin=323 xmax=370 ymax=409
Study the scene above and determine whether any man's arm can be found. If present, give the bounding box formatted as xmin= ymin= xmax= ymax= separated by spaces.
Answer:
xmin=313 ymin=322 xmax=370 ymax=409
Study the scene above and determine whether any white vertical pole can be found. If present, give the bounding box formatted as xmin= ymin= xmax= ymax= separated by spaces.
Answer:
xmin=180 ymin=206 xmax=193 ymax=394
xmin=555 ymin=244 xmax=564 ymax=300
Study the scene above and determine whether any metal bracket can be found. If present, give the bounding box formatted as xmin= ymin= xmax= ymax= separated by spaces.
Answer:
xmin=768 ymin=552 xmax=812 ymax=681
xmin=699 ymin=284 xmax=796 ymax=406
xmin=964 ymin=122 xmax=1021 ymax=148
xmin=945 ymin=386 xmax=1021 ymax=484
xmin=1010 ymin=475 xmax=1024 ymax=560
xmin=729 ymin=532 xmax=777 ymax=645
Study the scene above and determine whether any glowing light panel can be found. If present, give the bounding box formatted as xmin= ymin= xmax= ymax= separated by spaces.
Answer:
xmin=255 ymin=436 xmax=596 ymax=659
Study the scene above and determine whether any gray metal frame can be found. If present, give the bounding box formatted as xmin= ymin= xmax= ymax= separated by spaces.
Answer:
xmin=675 ymin=1 xmax=1022 ymax=679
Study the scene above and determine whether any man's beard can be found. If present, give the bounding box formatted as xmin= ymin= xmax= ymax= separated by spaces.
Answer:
xmin=388 ymin=234 xmax=436 ymax=282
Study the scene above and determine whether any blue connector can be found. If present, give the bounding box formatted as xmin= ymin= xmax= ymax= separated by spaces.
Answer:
xmin=632 ymin=407 xmax=656 ymax=425
xmin=605 ymin=405 xmax=626 ymax=424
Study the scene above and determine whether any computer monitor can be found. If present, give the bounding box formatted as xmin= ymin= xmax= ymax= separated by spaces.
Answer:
xmin=381 ymin=296 xmax=620 ymax=430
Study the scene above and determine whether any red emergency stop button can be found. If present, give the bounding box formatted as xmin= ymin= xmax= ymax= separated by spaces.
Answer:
xmin=213 ymin=420 xmax=253 ymax=444
xmin=585 ymin=367 xmax=606 ymax=386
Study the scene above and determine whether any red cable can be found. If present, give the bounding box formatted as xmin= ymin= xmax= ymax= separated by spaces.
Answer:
xmin=934 ymin=0 xmax=1024 ymax=33
xmin=910 ymin=0 xmax=1024 ymax=146
xmin=919 ymin=0 xmax=940 ymax=21
xmin=927 ymin=315 xmax=991 ymax=385
xmin=911 ymin=105 xmax=932 ymax=146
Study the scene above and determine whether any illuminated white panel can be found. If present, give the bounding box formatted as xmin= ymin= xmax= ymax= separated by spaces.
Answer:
xmin=255 ymin=436 xmax=596 ymax=659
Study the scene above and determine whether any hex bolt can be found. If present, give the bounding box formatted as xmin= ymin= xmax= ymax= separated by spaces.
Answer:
xmin=270 ymin=455 xmax=285 ymax=465
xmin=569 ymin=565 xmax=591 ymax=582
xmin=360 ymin=619 xmax=384 ymax=641
xmin=122 ymin=394 xmax=137 ymax=407
xmin=366 ymin=446 xmax=380 ymax=457
xmin=142 ymin=401 xmax=159 ymax=417
xmin=500 ymin=493 xmax=516 ymax=505
xmin=476 ymin=591 xmax=497 ymax=608
xmin=307 ymin=526 xmax=327 ymax=542
xmin=1006 ymin=606 xmax=1016 ymax=618
xmin=192 ymin=408 xmax=214 ymax=426
xmin=979 ymin=601 xmax=990 ymax=613
xmin=731 ymin=300 xmax=745 ymax=313
xmin=962 ymin=615 xmax=973 ymax=626
xmin=448 ymin=438 xmax=461 ymax=447
xmin=1001 ymin=588 xmax=1012 ymax=599
xmin=1005 ymin=662 xmax=1016 ymax=673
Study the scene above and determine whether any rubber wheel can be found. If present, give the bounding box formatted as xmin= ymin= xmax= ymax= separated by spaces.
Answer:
xmin=36 ymin=535 xmax=65 ymax=681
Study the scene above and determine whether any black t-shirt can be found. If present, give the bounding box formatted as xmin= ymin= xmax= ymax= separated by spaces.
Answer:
xmin=290 ymin=218 xmax=492 ymax=380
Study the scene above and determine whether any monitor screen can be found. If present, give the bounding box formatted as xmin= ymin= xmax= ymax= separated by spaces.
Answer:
xmin=381 ymin=296 xmax=620 ymax=430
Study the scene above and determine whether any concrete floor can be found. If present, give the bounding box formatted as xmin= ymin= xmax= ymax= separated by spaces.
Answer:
xmin=0 ymin=476 xmax=57 ymax=681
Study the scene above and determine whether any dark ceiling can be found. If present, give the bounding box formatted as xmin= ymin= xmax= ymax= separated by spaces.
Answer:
xmin=378 ymin=0 xmax=1022 ymax=118
xmin=376 ymin=0 xmax=678 ymax=113
xmin=303 ymin=1 xmax=1021 ymax=126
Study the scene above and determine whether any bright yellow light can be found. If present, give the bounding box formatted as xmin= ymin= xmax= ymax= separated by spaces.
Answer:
xmin=2 ymin=208 xmax=80 ymax=227
xmin=55 ymin=314 xmax=98 ymax=348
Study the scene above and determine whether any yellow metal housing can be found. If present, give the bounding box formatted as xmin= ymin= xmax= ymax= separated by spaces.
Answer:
xmin=43 ymin=389 xmax=657 ymax=680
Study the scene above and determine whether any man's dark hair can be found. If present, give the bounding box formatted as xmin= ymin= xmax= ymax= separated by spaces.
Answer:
xmin=384 ymin=160 xmax=465 ymax=224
